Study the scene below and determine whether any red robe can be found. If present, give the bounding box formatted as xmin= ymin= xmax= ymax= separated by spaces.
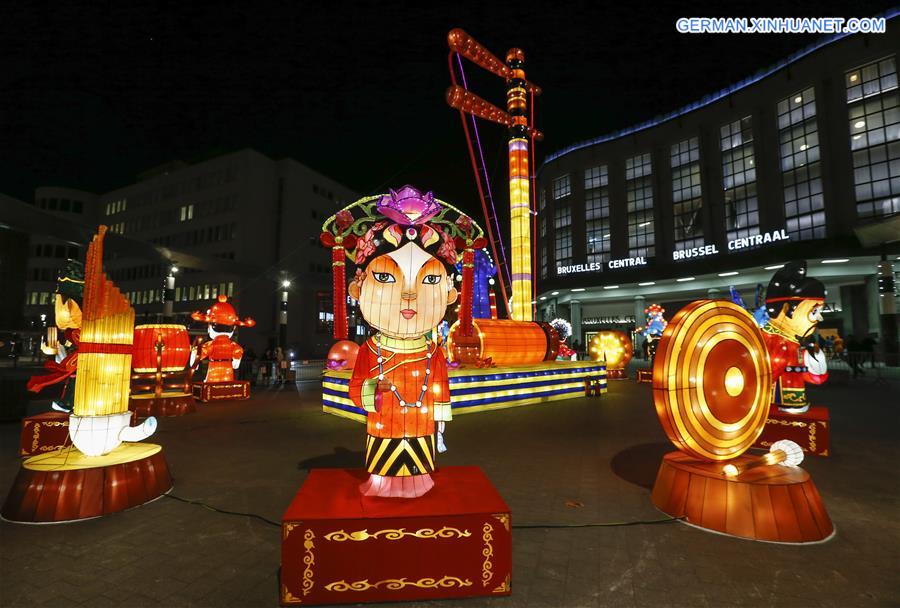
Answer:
xmin=348 ymin=336 xmax=451 ymax=439
xmin=762 ymin=328 xmax=828 ymax=409
xmin=198 ymin=335 xmax=244 ymax=383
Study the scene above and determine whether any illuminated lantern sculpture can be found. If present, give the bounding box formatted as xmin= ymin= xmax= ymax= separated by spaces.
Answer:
xmin=549 ymin=318 xmax=576 ymax=360
xmin=129 ymin=324 xmax=195 ymax=417
xmin=321 ymin=186 xmax=480 ymax=498
xmin=3 ymin=227 xmax=171 ymax=523
xmin=589 ymin=331 xmax=633 ymax=379
xmin=26 ymin=259 xmax=84 ymax=413
xmin=650 ymin=299 xmax=833 ymax=542
xmin=326 ymin=339 xmax=359 ymax=371
xmin=761 ymin=261 xmax=828 ymax=414
xmin=190 ymin=295 xmax=255 ymax=401
xmin=637 ymin=303 xmax=667 ymax=361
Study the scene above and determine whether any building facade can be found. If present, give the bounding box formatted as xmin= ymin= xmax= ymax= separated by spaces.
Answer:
xmin=20 ymin=149 xmax=359 ymax=357
xmin=536 ymin=19 xmax=900 ymax=351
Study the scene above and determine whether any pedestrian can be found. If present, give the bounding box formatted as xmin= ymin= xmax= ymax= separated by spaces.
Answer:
xmin=861 ymin=333 xmax=877 ymax=368
xmin=275 ymin=347 xmax=286 ymax=383
xmin=847 ymin=335 xmax=864 ymax=378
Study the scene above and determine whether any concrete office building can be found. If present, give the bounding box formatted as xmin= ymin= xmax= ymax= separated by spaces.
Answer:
xmin=19 ymin=149 xmax=359 ymax=357
xmin=535 ymin=18 xmax=899 ymax=353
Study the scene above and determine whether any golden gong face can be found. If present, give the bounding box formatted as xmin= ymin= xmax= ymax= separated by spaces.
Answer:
xmin=652 ymin=300 xmax=772 ymax=461
xmin=588 ymin=331 xmax=633 ymax=370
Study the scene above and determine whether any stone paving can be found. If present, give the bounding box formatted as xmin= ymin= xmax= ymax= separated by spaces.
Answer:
xmin=0 ymin=373 xmax=898 ymax=607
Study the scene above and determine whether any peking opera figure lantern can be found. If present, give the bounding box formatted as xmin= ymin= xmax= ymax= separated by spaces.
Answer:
xmin=761 ymin=261 xmax=828 ymax=414
xmin=650 ymin=298 xmax=833 ymax=542
xmin=320 ymin=185 xmax=477 ymax=498
xmin=190 ymin=295 xmax=255 ymax=401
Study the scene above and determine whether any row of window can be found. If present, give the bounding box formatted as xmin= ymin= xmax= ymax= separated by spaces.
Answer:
xmin=541 ymin=54 xmax=898 ymax=275
xmin=171 ymin=282 xmax=234 ymax=303
xmin=107 ymin=167 xmax=240 ymax=215
xmin=146 ymin=223 xmax=237 ymax=248
xmin=32 ymin=243 xmax=80 ymax=260
xmin=34 ymin=197 xmax=85 ymax=213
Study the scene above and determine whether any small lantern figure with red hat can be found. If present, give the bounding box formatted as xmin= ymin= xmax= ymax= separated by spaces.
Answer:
xmin=190 ymin=295 xmax=255 ymax=395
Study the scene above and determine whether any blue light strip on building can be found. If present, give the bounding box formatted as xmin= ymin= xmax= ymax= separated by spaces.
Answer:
xmin=543 ymin=9 xmax=900 ymax=166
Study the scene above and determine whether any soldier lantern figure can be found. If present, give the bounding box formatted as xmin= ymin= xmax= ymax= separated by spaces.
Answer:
xmin=762 ymin=261 xmax=828 ymax=414
xmin=322 ymin=186 xmax=484 ymax=498
xmin=27 ymin=260 xmax=85 ymax=412
xmin=191 ymin=295 xmax=256 ymax=383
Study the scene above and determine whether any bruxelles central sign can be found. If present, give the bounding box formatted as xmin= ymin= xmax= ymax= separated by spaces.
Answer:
xmin=557 ymin=257 xmax=646 ymax=275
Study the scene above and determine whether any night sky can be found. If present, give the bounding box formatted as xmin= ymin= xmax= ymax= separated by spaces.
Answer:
xmin=2 ymin=1 xmax=896 ymax=218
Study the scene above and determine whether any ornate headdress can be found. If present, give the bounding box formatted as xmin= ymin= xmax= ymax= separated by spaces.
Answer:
xmin=56 ymin=259 xmax=85 ymax=302
xmin=765 ymin=261 xmax=825 ymax=319
xmin=320 ymin=185 xmax=486 ymax=340
xmin=191 ymin=295 xmax=256 ymax=327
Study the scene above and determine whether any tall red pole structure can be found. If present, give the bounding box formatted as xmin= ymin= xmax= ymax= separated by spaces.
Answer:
xmin=446 ymin=28 xmax=542 ymax=322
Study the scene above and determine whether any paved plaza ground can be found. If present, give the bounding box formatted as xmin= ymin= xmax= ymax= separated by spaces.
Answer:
xmin=0 ymin=368 xmax=898 ymax=608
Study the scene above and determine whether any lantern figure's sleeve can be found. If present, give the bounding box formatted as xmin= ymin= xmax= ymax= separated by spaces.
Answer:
xmin=199 ymin=340 xmax=212 ymax=361
xmin=232 ymin=342 xmax=244 ymax=360
xmin=763 ymin=332 xmax=788 ymax=381
xmin=803 ymin=350 xmax=829 ymax=385
xmin=349 ymin=342 xmax=378 ymax=413
xmin=432 ymin=350 xmax=452 ymax=422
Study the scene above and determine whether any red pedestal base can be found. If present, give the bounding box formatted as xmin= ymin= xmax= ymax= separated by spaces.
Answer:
xmin=606 ymin=368 xmax=627 ymax=379
xmin=281 ymin=466 xmax=512 ymax=606
xmin=130 ymin=392 xmax=196 ymax=417
xmin=192 ymin=380 xmax=250 ymax=402
xmin=19 ymin=412 xmax=70 ymax=457
xmin=652 ymin=451 xmax=833 ymax=543
xmin=753 ymin=405 xmax=830 ymax=457
xmin=2 ymin=445 xmax=172 ymax=523
xmin=636 ymin=369 xmax=653 ymax=383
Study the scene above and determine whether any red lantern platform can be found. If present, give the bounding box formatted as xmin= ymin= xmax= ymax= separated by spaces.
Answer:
xmin=652 ymin=451 xmax=833 ymax=543
xmin=2 ymin=443 xmax=172 ymax=523
xmin=636 ymin=369 xmax=652 ymax=383
xmin=19 ymin=411 xmax=70 ymax=457
xmin=281 ymin=466 xmax=511 ymax=606
xmin=753 ymin=405 xmax=830 ymax=457
xmin=193 ymin=380 xmax=250 ymax=402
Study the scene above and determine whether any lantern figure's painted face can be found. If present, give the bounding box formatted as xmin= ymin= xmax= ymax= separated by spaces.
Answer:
xmin=54 ymin=294 xmax=82 ymax=330
xmin=351 ymin=242 xmax=458 ymax=339
xmin=771 ymin=299 xmax=823 ymax=340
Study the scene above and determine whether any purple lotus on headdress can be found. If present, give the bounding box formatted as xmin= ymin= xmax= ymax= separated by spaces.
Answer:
xmin=376 ymin=186 xmax=442 ymax=225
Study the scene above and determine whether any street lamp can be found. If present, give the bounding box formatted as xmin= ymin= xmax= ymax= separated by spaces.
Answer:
xmin=279 ymin=278 xmax=291 ymax=349
xmin=163 ymin=264 xmax=178 ymax=320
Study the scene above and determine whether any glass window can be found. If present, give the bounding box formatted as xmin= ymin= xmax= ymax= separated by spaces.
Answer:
xmin=671 ymin=137 xmax=704 ymax=251
xmin=721 ymin=117 xmax=760 ymax=242
xmin=540 ymin=189 xmax=548 ymax=278
xmin=847 ymin=56 xmax=900 ymax=219
xmin=552 ymin=174 xmax=571 ymax=200
xmin=778 ymin=87 xmax=825 ymax=240
xmin=554 ymin=206 xmax=572 ymax=267
xmin=626 ymin=153 xmax=654 ymax=257
xmin=317 ymin=293 xmax=333 ymax=334
xmin=72 ymin=200 xmax=83 ymax=213
xmin=585 ymin=165 xmax=610 ymax=264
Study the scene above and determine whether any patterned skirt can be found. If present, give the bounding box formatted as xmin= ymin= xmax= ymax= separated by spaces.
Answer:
xmin=365 ymin=435 xmax=436 ymax=477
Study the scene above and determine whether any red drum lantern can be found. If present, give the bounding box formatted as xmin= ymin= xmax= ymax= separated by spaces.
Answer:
xmin=133 ymin=324 xmax=191 ymax=373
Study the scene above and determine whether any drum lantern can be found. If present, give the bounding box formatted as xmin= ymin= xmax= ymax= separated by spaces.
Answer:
xmin=446 ymin=319 xmax=559 ymax=365
xmin=652 ymin=300 xmax=772 ymax=461
xmin=133 ymin=324 xmax=191 ymax=373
